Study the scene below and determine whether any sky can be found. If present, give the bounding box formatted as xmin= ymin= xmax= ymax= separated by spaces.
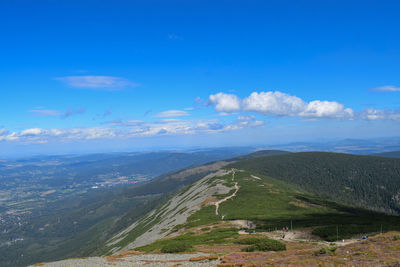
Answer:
xmin=1 ymin=0 xmax=400 ymax=155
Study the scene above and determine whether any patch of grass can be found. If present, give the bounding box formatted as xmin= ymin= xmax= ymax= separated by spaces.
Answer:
xmin=160 ymin=242 xmax=193 ymax=253
xmin=313 ymin=245 xmax=337 ymax=256
xmin=234 ymin=237 xmax=262 ymax=245
xmin=137 ymin=228 xmax=238 ymax=252
xmin=184 ymin=205 xmax=219 ymax=228
xmin=239 ymin=238 xmax=286 ymax=252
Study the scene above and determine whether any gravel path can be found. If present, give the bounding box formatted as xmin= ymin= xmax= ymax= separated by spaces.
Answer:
xmin=31 ymin=253 xmax=219 ymax=267
xmin=215 ymin=169 xmax=239 ymax=217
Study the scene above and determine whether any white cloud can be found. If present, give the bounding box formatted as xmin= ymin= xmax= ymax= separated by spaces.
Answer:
xmin=236 ymin=115 xmax=264 ymax=127
xmin=56 ymin=76 xmax=138 ymax=90
xmin=372 ymin=85 xmax=400 ymax=92
xmin=154 ymin=110 xmax=190 ymax=118
xmin=0 ymin=129 xmax=9 ymax=136
xmin=242 ymin=91 xmax=306 ymax=116
xmin=20 ymin=128 xmax=46 ymax=136
xmin=28 ymin=109 xmax=62 ymax=116
xmin=209 ymin=91 xmax=355 ymax=119
xmin=360 ymin=108 xmax=400 ymax=121
xmin=27 ymin=107 xmax=85 ymax=119
xmin=300 ymin=101 xmax=354 ymax=119
xmin=209 ymin=93 xmax=241 ymax=112
xmin=360 ymin=108 xmax=386 ymax=120
xmin=0 ymin=115 xmax=265 ymax=144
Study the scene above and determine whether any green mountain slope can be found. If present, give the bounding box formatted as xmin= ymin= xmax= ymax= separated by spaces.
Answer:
xmin=230 ymin=152 xmax=400 ymax=214
xmin=111 ymin=168 xmax=400 ymax=255
xmin=17 ymin=150 xmax=400 ymax=266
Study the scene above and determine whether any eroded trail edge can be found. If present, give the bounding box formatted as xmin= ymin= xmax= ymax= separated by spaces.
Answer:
xmin=215 ymin=169 xmax=239 ymax=218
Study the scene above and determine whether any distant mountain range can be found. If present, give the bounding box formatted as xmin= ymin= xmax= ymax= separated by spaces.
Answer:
xmin=372 ymin=150 xmax=400 ymax=158
xmin=262 ymin=136 xmax=400 ymax=155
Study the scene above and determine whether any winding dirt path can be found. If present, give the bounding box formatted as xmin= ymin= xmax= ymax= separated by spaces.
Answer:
xmin=215 ymin=169 xmax=239 ymax=218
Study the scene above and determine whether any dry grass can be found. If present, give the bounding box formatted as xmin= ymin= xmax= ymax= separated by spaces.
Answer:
xmin=106 ymin=249 xmax=144 ymax=262
xmin=189 ymin=255 xmax=219 ymax=261
xmin=218 ymin=231 xmax=400 ymax=266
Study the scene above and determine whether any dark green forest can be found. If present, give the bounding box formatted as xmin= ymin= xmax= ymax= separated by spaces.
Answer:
xmin=231 ymin=152 xmax=400 ymax=214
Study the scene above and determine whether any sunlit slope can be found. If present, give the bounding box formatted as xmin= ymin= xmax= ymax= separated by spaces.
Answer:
xmin=230 ymin=152 xmax=400 ymax=214
xmin=107 ymin=168 xmax=400 ymax=254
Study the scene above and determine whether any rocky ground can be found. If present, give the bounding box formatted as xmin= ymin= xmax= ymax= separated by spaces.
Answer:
xmin=32 ymin=252 xmax=219 ymax=267
xmin=33 ymin=231 xmax=400 ymax=266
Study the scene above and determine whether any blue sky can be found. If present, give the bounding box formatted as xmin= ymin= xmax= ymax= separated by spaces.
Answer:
xmin=1 ymin=0 xmax=400 ymax=155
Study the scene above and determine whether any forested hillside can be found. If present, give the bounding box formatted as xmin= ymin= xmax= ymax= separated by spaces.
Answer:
xmin=373 ymin=150 xmax=400 ymax=158
xmin=231 ymin=152 xmax=400 ymax=214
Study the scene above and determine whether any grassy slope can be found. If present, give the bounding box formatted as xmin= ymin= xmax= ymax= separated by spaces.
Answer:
xmin=138 ymin=170 xmax=400 ymax=252
xmin=230 ymin=152 xmax=400 ymax=214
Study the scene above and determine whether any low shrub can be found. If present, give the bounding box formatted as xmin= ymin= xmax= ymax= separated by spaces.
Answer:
xmin=160 ymin=242 xmax=192 ymax=253
xmin=235 ymin=237 xmax=261 ymax=245
xmin=313 ymin=246 xmax=337 ymax=256
xmin=240 ymin=238 xmax=286 ymax=252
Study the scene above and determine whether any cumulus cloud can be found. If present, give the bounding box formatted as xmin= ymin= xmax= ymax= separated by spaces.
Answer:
xmin=56 ymin=76 xmax=139 ymax=90
xmin=209 ymin=93 xmax=241 ymax=112
xmin=209 ymin=91 xmax=354 ymax=119
xmin=300 ymin=101 xmax=354 ymax=119
xmin=153 ymin=110 xmax=190 ymax=118
xmin=20 ymin=128 xmax=46 ymax=136
xmin=242 ymin=91 xmax=305 ymax=116
xmin=371 ymin=85 xmax=400 ymax=92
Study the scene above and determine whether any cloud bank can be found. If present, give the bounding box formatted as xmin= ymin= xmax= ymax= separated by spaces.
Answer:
xmin=0 ymin=115 xmax=264 ymax=144
xmin=209 ymin=91 xmax=354 ymax=119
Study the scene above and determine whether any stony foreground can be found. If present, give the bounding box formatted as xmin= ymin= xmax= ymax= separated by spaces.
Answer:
xmin=32 ymin=253 xmax=219 ymax=267
xmin=32 ymin=231 xmax=400 ymax=267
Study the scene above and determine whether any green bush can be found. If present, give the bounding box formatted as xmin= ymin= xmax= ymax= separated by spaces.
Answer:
xmin=313 ymin=246 xmax=337 ymax=256
xmin=160 ymin=242 xmax=192 ymax=253
xmin=240 ymin=238 xmax=286 ymax=252
xmin=393 ymin=235 xmax=400 ymax=241
xmin=235 ymin=237 xmax=262 ymax=245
